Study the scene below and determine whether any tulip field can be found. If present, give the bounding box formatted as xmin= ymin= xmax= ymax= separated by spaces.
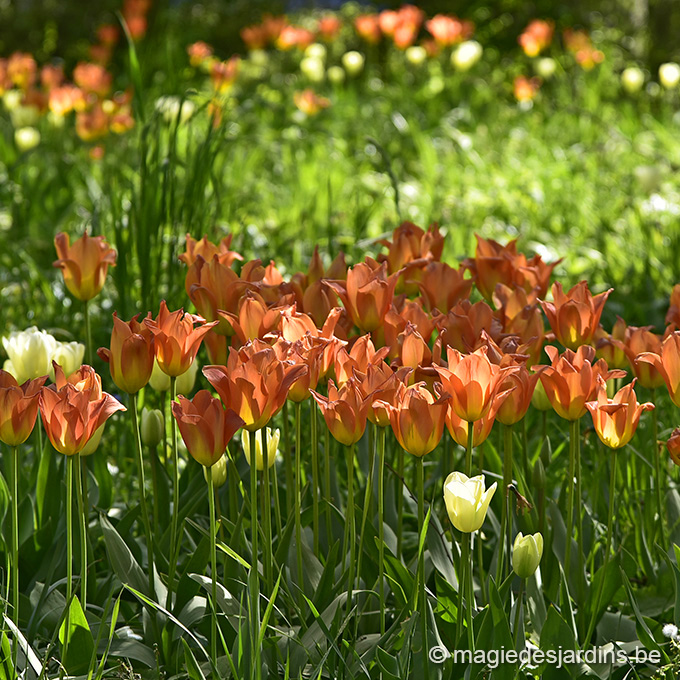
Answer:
xmin=4 ymin=0 xmax=680 ymax=678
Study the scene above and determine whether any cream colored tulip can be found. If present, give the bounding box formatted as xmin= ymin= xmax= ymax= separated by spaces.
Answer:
xmin=52 ymin=340 xmax=85 ymax=378
xmin=443 ymin=471 xmax=496 ymax=533
xmin=512 ymin=532 xmax=543 ymax=578
xmin=203 ymin=453 xmax=228 ymax=488
xmin=3 ymin=327 xmax=58 ymax=383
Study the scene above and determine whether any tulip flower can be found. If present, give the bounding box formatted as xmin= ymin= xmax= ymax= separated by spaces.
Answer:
xmin=594 ymin=317 xmax=628 ymax=369
xmin=326 ymin=260 xmax=399 ymax=333
xmin=3 ymin=327 xmax=58 ymax=384
xmin=241 ymin=426 xmax=280 ymax=470
xmin=179 ymin=233 xmax=242 ymax=268
xmin=667 ymin=428 xmax=680 ymax=466
xmin=540 ymin=281 xmax=612 ymax=349
xmin=172 ymin=390 xmax=244 ymax=467
xmin=434 ymin=346 xmax=515 ymax=423
xmin=444 ymin=398 xmax=499 ymax=448
xmin=334 ymin=334 xmax=389 ymax=385
xmin=148 ymin=357 xmax=198 ymax=393
xmin=356 ymin=363 xmax=411 ymax=428
xmin=52 ymin=341 xmax=86 ymax=379
xmin=637 ymin=331 xmax=680 ymax=406
xmin=97 ymin=313 xmax=155 ymax=394
xmin=203 ymin=340 xmax=307 ymax=431
xmin=443 ymin=471 xmax=496 ymax=533
xmin=621 ymin=326 xmax=664 ymax=389
xmin=495 ymin=365 xmax=541 ymax=426
xmin=512 ymin=532 xmax=543 ymax=578
xmin=0 ymin=371 xmax=47 ymax=446
xmin=434 ymin=299 xmax=500 ymax=354
xmin=586 ymin=377 xmax=654 ymax=449
xmin=415 ymin=261 xmax=473 ymax=313
xmin=220 ymin=290 xmax=281 ymax=343
xmin=382 ymin=382 xmax=448 ymax=457
xmin=310 ymin=377 xmax=370 ymax=446
xmin=203 ymin=453 xmax=228 ymax=488
xmin=145 ymin=300 xmax=218 ymax=377
xmin=141 ymin=407 xmax=164 ymax=448
xmin=53 ymin=231 xmax=117 ymax=301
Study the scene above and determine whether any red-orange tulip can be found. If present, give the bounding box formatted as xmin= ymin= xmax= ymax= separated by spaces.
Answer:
xmin=219 ymin=290 xmax=281 ymax=344
xmin=382 ymin=382 xmax=448 ymax=457
xmin=0 ymin=372 xmax=47 ymax=446
xmin=666 ymin=284 xmax=680 ymax=329
xmin=326 ymin=260 xmax=399 ymax=332
xmin=444 ymin=395 xmax=501 ymax=447
xmin=203 ymin=340 xmax=306 ymax=431
xmin=434 ymin=300 xmax=501 ymax=354
xmin=145 ymin=301 xmax=218 ymax=377
xmin=178 ymin=233 xmax=243 ymax=268
xmin=495 ymin=364 xmax=541 ymax=426
xmin=434 ymin=346 xmax=516 ymax=422
xmin=53 ymin=231 xmax=117 ymax=301
xmin=356 ymin=363 xmax=411 ymax=427
xmin=620 ymin=326 xmax=664 ymax=389
xmin=637 ymin=331 xmax=680 ymax=405
xmin=39 ymin=381 xmax=125 ymax=456
xmin=536 ymin=345 xmax=625 ymax=421
xmin=415 ymin=261 xmax=473 ymax=313
xmin=334 ymin=334 xmax=389 ymax=385
xmin=172 ymin=390 xmax=244 ymax=467
xmin=667 ymin=428 xmax=680 ymax=466
xmin=540 ymin=281 xmax=611 ymax=349
xmin=97 ymin=313 xmax=154 ymax=393
xmin=586 ymin=377 xmax=653 ymax=449
xmin=310 ymin=377 xmax=370 ymax=445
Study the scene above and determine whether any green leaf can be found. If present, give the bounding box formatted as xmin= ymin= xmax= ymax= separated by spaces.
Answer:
xmin=100 ymin=513 xmax=148 ymax=595
xmin=182 ymin=638 xmax=207 ymax=680
xmin=58 ymin=595 xmax=94 ymax=675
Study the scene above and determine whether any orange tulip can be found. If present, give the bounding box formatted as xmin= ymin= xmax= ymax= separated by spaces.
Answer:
xmin=540 ymin=281 xmax=611 ymax=349
xmin=219 ymin=290 xmax=281 ymax=344
xmin=356 ymin=362 xmax=411 ymax=427
xmin=275 ymin=335 xmax=326 ymax=403
xmin=326 ymin=260 xmax=399 ymax=332
xmin=434 ymin=300 xmax=501 ymax=354
xmin=620 ymin=326 xmax=664 ymax=389
xmin=203 ymin=340 xmax=307 ymax=431
xmin=637 ymin=331 xmax=680 ymax=405
xmin=415 ymin=261 xmax=473 ymax=313
xmin=172 ymin=390 xmax=244 ymax=467
xmin=586 ymin=377 xmax=653 ymax=449
xmin=278 ymin=305 xmax=318 ymax=342
xmin=444 ymin=395 xmax=500 ymax=447
xmin=395 ymin=323 xmax=432 ymax=372
xmin=536 ymin=345 xmax=625 ymax=421
xmin=39 ymin=380 xmax=125 ymax=456
xmin=495 ymin=364 xmax=542 ymax=426
xmin=666 ymin=284 xmax=680 ymax=329
xmin=145 ymin=301 xmax=217 ymax=377
xmin=594 ymin=317 xmax=628 ymax=369
xmin=667 ymin=428 xmax=680 ymax=466
xmin=382 ymin=382 xmax=448 ymax=457
xmin=178 ymin=233 xmax=242 ymax=268
xmin=0 ymin=372 xmax=47 ymax=446
xmin=434 ymin=346 xmax=516 ymax=422
xmin=53 ymin=231 xmax=117 ymax=301
xmin=334 ymin=334 xmax=389 ymax=385
xmin=97 ymin=313 xmax=155 ymax=393
xmin=310 ymin=377 xmax=370 ymax=445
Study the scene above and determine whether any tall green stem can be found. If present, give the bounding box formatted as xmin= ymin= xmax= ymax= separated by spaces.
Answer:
xmin=249 ymin=429 xmax=261 ymax=680
xmin=84 ymin=300 xmax=93 ymax=367
xmin=271 ymin=450 xmax=282 ymax=539
xmin=513 ymin=579 xmax=524 ymax=649
xmin=207 ymin=465 xmax=218 ymax=665
xmin=574 ymin=418 xmax=584 ymax=601
xmin=10 ymin=447 xmax=18 ymax=632
xmin=294 ymin=403 xmax=304 ymax=596
xmin=497 ymin=425 xmax=513 ymax=583
xmin=396 ymin=447 xmax=404 ymax=557
xmin=166 ymin=376 xmax=179 ymax=610
xmin=282 ymin=401 xmax=293 ymax=515
xmin=262 ymin=430 xmax=273 ymax=592
xmin=584 ymin=450 xmax=617 ymax=647
xmin=565 ymin=419 xmax=577 ymax=577
xmin=377 ymin=427 xmax=386 ymax=636
xmin=416 ymin=457 xmax=429 ymax=680
xmin=466 ymin=422 xmax=474 ymax=477
xmin=356 ymin=425 xmax=376 ymax=603
xmin=75 ymin=454 xmax=87 ymax=609
xmin=345 ymin=443 xmax=356 ymax=619
xmin=324 ymin=426 xmax=332 ymax=545
xmin=311 ymin=401 xmax=320 ymax=556
xmin=131 ymin=393 xmax=155 ymax=596
xmin=466 ymin=532 xmax=475 ymax=652
xmin=651 ymin=391 xmax=666 ymax=545
xmin=64 ymin=455 xmax=74 ymax=667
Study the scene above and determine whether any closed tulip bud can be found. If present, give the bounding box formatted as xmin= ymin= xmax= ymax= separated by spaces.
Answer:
xmin=535 ymin=57 xmax=556 ymax=79
xmin=52 ymin=341 xmax=85 ymax=379
xmin=305 ymin=43 xmax=327 ymax=61
xmin=2 ymin=327 xmax=58 ymax=384
xmin=14 ymin=126 xmax=40 ymax=151
xmin=327 ymin=65 xmax=345 ymax=84
xmin=512 ymin=532 xmax=543 ymax=578
xmin=405 ymin=45 xmax=427 ymax=66
xmin=659 ymin=62 xmax=680 ymax=89
xmin=241 ymin=427 xmax=280 ymax=470
xmin=443 ymin=471 xmax=496 ymax=533
xmin=451 ymin=41 xmax=482 ymax=71
xmin=667 ymin=428 xmax=680 ymax=466
xmin=342 ymin=51 xmax=365 ymax=76
xmin=141 ymin=407 xmax=165 ymax=447
xmin=621 ymin=67 xmax=644 ymax=94
xmin=533 ymin=456 xmax=546 ymax=490
xmin=204 ymin=453 xmax=228 ymax=487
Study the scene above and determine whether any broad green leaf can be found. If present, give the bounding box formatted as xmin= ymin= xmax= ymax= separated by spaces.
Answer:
xmin=58 ymin=595 xmax=94 ymax=675
xmin=100 ymin=513 xmax=148 ymax=595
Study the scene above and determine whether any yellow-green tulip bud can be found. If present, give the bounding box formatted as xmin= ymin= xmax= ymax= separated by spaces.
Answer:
xmin=141 ymin=408 xmax=165 ymax=448
xmin=512 ymin=532 xmax=543 ymax=578
xmin=203 ymin=453 xmax=228 ymax=487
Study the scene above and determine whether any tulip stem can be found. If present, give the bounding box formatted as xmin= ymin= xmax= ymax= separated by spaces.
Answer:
xmin=131 ymin=393 xmax=155 ymax=597
xmin=227 ymin=443 xmax=238 ymax=523
xmin=377 ymin=427 xmax=386 ymax=636
xmin=651 ymin=392 xmax=667 ymax=546
xmin=497 ymin=425 xmax=513 ymax=584
xmin=467 ymin=532 xmax=475 ymax=652
xmin=311 ymin=400 xmax=320 ymax=557
xmin=282 ymin=401 xmax=293 ymax=515
xmin=294 ymin=403 xmax=304 ymax=600
xmin=345 ymin=443 xmax=356 ymax=620
xmin=75 ymin=453 xmax=87 ymax=609
xmin=416 ymin=457 xmax=429 ymax=679
xmin=324 ymin=426 xmax=332 ymax=547
xmin=356 ymin=424 xmax=376 ymax=615
xmin=64 ymin=455 xmax=74 ymax=669
xmin=397 ymin=446 xmax=404 ymax=557
xmin=513 ymin=579 xmax=524 ymax=649
xmin=249 ymin=429 xmax=261 ymax=680
xmin=207 ymin=465 xmax=218 ymax=665
xmin=166 ymin=376 xmax=179 ymax=611
xmin=584 ymin=450 xmax=617 ymax=647
xmin=150 ymin=445 xmax=160 ymax=535
xmin=262 ymin=430 xmax=273 ymax=593
xmin=271 ymin=448 xmax=283 ymax=539
xmin=574 ymin=418 xmax=584 ymax=602
xmin=10 ymin=446 xmax=18 ymax=638
xmin=466 ymin=423 xmax=473 ymax=477
xmin=84 ymin=299 xmax=93 ymax=367
xmin=565 ymin=419 xmax=576 ymax=579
